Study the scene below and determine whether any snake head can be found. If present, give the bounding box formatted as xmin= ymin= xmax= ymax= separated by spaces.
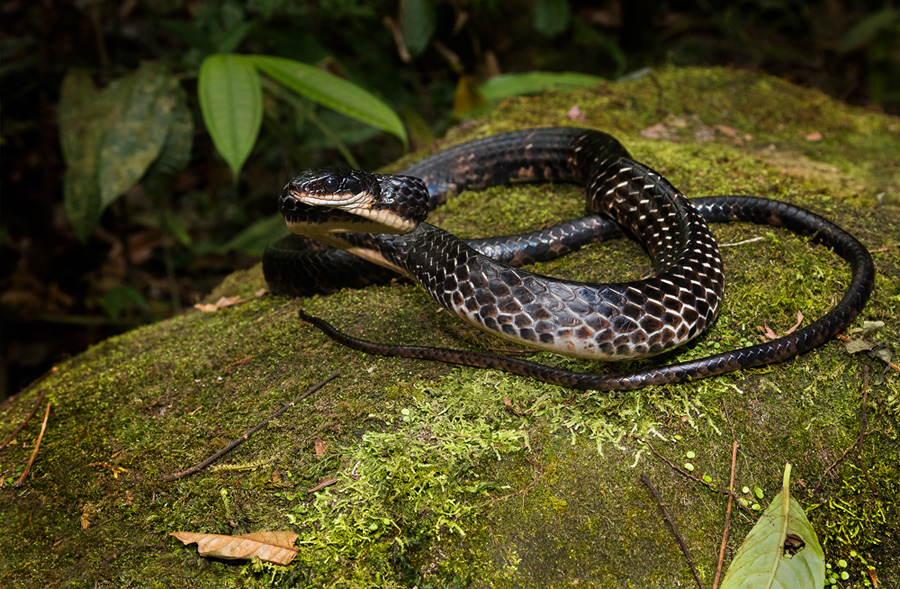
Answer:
xmin=281 ymin=168 xmax=429 ymax=237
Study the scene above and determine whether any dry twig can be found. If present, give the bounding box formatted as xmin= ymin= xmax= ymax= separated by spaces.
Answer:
xmin=813 ymin=367 xmax=874 ymax=495
xmin=641 ymin=473 xmax=703 ymax=589
xmin=1 ymin=390 xmax=47 ymax=452
xmin=14 ymin=401 xmax=51 ymax=486
xmin=162 ymin=371 xmax=340 ymax=482
xmin=632 ymin=434 xmax=751 ymax=512
xmin=713 ymin=441 xmax=739 ymax=589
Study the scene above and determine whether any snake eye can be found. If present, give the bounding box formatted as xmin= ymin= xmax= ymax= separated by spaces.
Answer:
xmin=323 ymin=176 xmax=340 ymax=191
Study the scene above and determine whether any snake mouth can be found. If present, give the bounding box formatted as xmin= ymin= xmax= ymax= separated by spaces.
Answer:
xmin=281 ymin=190 xmax=417 ymax=236
xmin=280 ymin=168 xmax=424 ymax=236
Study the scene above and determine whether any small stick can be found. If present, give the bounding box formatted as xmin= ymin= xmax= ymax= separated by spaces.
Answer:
xmin=632 ymin=434 xmax=751 ymax=512
xmin=713 ymin=441 xmax=739 ymax=589
xmin=14 ymin=401 xmax=51 ymax=486
xmin=1 ymin=390 xmax=47 ymax=452
xmin=162 ymin=371 xmax=340 ymax=482
xmin=813 ymin=367 xmax=873 ymax=496
xmin=641 ymin=473 xmax=704 ymax=589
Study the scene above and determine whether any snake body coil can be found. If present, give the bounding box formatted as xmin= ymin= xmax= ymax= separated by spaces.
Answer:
xmin=263 ymin=127 xmax=875 ymax=390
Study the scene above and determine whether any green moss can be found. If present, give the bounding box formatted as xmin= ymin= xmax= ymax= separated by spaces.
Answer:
xmin=2 ymin=67 xmax=899 ymax=588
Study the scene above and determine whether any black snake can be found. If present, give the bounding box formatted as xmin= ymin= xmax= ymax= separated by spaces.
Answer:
xmin=262 ymin=127 xmax=875 ymax=390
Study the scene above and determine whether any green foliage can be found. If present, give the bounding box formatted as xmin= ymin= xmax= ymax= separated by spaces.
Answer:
xmin=840 ymin=9 xmax=900 ymax=52
xmin=400 ymin=0 xmax=436 ymax=57
xmin=721 ymin=464 xmax=825 ymax=589
xmin=59 ymin=62 xmax=190 ymax=241
xmin=198 ymin=54 xmax=263 ymax=177
xmin=60 ymin=51 xmax=408 ymax=243
xmin=248 ymin=55 xmax=408 ymax=148
xmin=533 ymin=0 xmax=571 ymax=38
xmin=480 ymin=71 xmax=606 ymax=101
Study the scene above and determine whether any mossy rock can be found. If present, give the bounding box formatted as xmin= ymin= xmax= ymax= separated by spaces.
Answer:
xmin=2 ymin=67 xmax=898 ymax=588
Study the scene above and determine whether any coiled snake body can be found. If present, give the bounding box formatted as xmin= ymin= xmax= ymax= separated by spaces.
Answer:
xmin=263 ymin=127 xmax=875 ymax=390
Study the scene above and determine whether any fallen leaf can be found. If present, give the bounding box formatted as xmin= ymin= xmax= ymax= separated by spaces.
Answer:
xmin=193 ymin=296 xmax=246 ymax=313
xmin=844 ymin=338 xmax=877 ymax=354
xmin=567 ymin=104 xmax=587 ymax=122
xmin=307 ymin=477 xmax=339 ymax=493
xmin=759 ymin=323 xmax=779 ymax=340
xmin=719 ymin=463 xmax=824 ymax=588
xmin=784 ymin=311 xmax=804 ymax=335
xmin=640 ymin=122 xmax=670 ymax=139
xmin=171 ymin=531 xmax=299 ymax=565
xmin=715 ymin=124 xmax=739 ymax=137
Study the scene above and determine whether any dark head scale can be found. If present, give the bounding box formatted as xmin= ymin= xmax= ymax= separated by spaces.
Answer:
xmin=283 ymin=168 xmax=380 ymax=201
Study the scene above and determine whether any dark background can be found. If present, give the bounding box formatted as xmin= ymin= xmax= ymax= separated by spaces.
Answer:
xmin=2 ymin=0 xmax=898 ymax=401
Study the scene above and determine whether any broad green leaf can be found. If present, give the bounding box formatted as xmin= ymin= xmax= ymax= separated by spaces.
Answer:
xmin=248 ymin=55 xmax=407 ymax=147
xmin=222 ymin=213 xmax=288 ymax=257
xmin=59 ymin=70 xmax=100 ymax=166
xmin=480 ymin=71 xmax=604 ymax=101
xmin=840 ymin=9 xmax=900 ymax=52
xmin=400 ymin=0 xmax=436 ymax=57
xmin=198 ymin=54 xmax=263 ymax=177
xmin=59 ymin=70 xmax=104 ymax=242
xmin=98 ymin=62 xmax=179 ymax=207
xmin=142 ymin=84 xmax=195 ymax=198
xmin=533 ymin=0 xmax=571 ymax=38
xmin=60 ymin=64 xmax=188 ymax=241
xmin=720 ymin=464 xmax=825 ymax=589
xmin=149 ymin=84 xmax=194 ymax=178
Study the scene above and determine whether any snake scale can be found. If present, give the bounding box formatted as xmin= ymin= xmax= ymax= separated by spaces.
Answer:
xmin=262 ymin=127 xmax=875 ymax=390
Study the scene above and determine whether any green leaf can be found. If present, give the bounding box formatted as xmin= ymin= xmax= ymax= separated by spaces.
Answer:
xmin=59 ymin=70 xmax=104 ymax=242
xmin=59 ymin=70 xmax=100 ymax=166
xmin=211 ymin=22 xmax=254 ymax=54
xmin=480 ymin=71 xmax=604 ymax=101
xmin=221 ymin=213 xmax=288 ymax=257
xmin=98 ymin=62 xmax=179 ymax=207
xmin=160 ymin=210 xmax=193 ymax=247
xmin=146 ymin=84 xmax=195 ymax=181
xmin=98 ymin=285 xmax=149 ymax=320
xmin=533 ymin=0 xmax=571 ymax=38
xmin=198 ymin=54 xmax=263 ymax=177
xmin=248 ymin=55 xmax=407 ymax=147
xmin=720 ymin=464 xmax=825 ymax=589
xmin=60 ymin=64 xmax=183 ymax=241
xmin=400 ymin=0 xmax=436 ymax=57
xmin=840 ymin=9 xmax=900 ymax=52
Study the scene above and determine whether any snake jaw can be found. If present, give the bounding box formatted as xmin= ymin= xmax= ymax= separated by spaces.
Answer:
xmin=280 ymin=168 xmax=429 ymax=237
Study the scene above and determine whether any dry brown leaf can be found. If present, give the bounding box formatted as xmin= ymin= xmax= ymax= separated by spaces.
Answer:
xmin=759 ymin=323 xmax=779 ymax=340
xmin=171 ymin=531 xmax=299 ymax=565
xmin=567 ymin=104 xmax=587 ymax=122
xmin=784 ymin=311 xmax=804 ymax=335
xmin=307 ymin=478 xmax=339 ymax=493
xmin=715 ymin=124 xmax=739 ymax=137
xmin=193 ymin=296 xmax=246 ymax=313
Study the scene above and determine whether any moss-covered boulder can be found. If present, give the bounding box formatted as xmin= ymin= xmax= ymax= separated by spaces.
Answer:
xmin=2 ymin=67 xmax=898 ymax=588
